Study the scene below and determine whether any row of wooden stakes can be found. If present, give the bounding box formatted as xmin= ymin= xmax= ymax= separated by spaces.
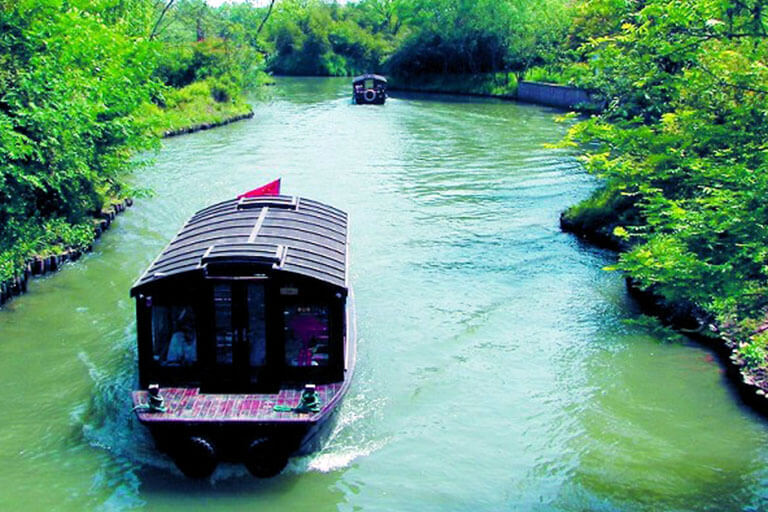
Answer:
xmin=0 ymin=198 xmax=133 ymax=308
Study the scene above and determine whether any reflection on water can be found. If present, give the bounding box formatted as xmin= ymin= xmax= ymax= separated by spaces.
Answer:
xmin=0 ymin=77 xmax=767 ymax=511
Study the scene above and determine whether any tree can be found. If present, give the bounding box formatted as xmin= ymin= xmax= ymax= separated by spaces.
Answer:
xmin=564 ymin=0 xmax=768 ymax=323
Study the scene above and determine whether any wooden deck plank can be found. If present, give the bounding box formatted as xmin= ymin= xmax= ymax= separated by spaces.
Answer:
xmin=133 ymin=383 xmax=343 ymax=423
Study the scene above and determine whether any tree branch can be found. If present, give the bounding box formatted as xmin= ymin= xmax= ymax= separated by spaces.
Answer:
xmin=150 ymin=0 xmax=175 ymax=41
xmin=695 ymin=61 xmax=768 ymax=95
xmin=255 ymin=0 xmax=277 ymax=37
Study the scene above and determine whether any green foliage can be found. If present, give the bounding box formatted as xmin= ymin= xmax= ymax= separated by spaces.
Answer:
xmin=563 ymin=0 xmax=768 ymax=329
xmin=0 ymin=217 xmax=94 ymax=281
xmin=154 ymin=43 xmax=206 ymax=88
xmin=263 ymin=0 xmax=397 ymax=76
xmin=0 ymin=0 xmax=160 ymax=278
xmin=248 ymin=0 xmax=576 ymax=78
xmin=388 ymin=72 xmax=518 ymax=96
xmin=0 ymin=0 xmax=267 ymax=283
xmin=561 ymin=186 xmax=640 ymax=249
xmin=566 ymin=0 xmax=638 ymax=50
xmin=740 ymin=341 xmax=767 ymax=369
xmin=137 ymin=77 xmax=254 ymax=136
xmin=154 ymin=37 xmax=264 ymax=90
xmin=523 ymin=63 xmax=592 ymax=87
xmin=386 ymin=0 xmax=571 ymax=76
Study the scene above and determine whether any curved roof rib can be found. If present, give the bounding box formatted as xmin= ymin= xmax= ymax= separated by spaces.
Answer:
xmin=131 ymin=196 xmax=348 ymax=294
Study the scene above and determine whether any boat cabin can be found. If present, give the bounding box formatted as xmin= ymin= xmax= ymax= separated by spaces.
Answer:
xmin=130 ymin=195 xmax=349 ymax=395
xmin=352 ymin=74 xmax=387 ymax=105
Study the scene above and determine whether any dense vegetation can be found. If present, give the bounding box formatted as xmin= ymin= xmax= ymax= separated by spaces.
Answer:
xmin=257 ymin=0 xmax=571 ymax=78
xmin=0 ymin=0 xmax=270 ymax=283
xmin=385 ymin=0 xmax=569 ymax=76
xmin=556 ymin=0 xmax=768 ymax=366
xmin=262 ymin=0 xmax=399 ymax=75
xmin=0 ymin=0 xmax=159 ymax=280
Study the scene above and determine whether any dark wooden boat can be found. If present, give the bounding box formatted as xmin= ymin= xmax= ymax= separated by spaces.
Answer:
xmin=352 ymin=74 xmax=387 ymax=105
xmin=130 ymin=194 xmax=355 ymax=478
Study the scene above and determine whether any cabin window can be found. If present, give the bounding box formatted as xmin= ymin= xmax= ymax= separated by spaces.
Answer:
xmin=151 ymin=304 xmax=197 ymax=366
xmin=212 ymin=283 xmax=267 ymax=369
xmin=284 ymin=304 xmax=330 ymax=367
xmin=246 ymin=284 xmax=267 ymax=367
xmin=213 ymin=284 xmax=234 ymax=365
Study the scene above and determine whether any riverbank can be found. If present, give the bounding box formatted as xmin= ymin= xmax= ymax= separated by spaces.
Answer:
xmin=561 ymin=206 xmax=768 ymax=416
xmin=0 ymin=199 xmax=133 ymax=308
xmin=137 ymin=78 xmax=262 ymax=138
xmin=388 ymin=73 xmax=602 ymax=112
xmin=0 ymin=78 xmax=266 ymax=309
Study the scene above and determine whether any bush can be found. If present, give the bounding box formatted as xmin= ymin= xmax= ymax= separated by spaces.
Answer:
xmin=740 ymin=342 xmax=767 ymax=369
xmin=563 ymin=0 xmax=768 ymax=330
xmin=524 ymin=63 xmax=592 ymax=87
xmin=209 ymin=76 xmax=238 ymax=103
xmin=560 ymin=186 xmax=640 ymax=249
xmin=388 ymin=72 xmax=518 ymax=96
xmin=0 ymin=2 xmax=157 ymax=280
xmin=264 ymin=0 xmax=397 ymax=76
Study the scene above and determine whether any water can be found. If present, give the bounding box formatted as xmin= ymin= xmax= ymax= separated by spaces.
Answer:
xmin=1 ymin=77 xmax=767 ymax=511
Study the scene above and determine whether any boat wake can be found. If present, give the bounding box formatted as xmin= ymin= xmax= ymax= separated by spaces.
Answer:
xmin=300 ymin=439 xmax=385 ymax=473
xmin=295 ymin=379 xmax=388 ymax=474
xmin=77 ymin=347 xmax=177 ymax=475
xmin=76 ymin=340 xmax=386 ymax=482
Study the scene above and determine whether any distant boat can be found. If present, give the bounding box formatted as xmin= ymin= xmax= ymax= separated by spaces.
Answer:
xmin=352 ymin=74 xmax=387 ymax=105
xmin=130 ymin=185 xmax=356 ymax=478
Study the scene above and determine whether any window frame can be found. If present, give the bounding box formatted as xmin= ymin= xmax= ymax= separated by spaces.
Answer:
xmin=136 ymin=280 xmax=204 ymax=388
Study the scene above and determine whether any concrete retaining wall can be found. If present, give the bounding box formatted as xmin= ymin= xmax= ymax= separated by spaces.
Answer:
xmin=517 ymin=81 xmax=598 ymax=110
xmin=389 ymin=78 xmax=602 ymax=112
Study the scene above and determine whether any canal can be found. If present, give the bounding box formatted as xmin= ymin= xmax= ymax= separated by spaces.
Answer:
xmin=1 ymin=77 xmax=767 ymax=511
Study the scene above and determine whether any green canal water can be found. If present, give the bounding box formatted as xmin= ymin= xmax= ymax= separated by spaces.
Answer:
xmin=1 ymin=77 xmax=768 ymax=511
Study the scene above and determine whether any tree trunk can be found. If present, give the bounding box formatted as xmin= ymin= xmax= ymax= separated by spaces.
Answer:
xmin=150 ymin=0 xmax=175 ymax=41
xmin=196 ymin=18 xmax=204 ymax=41
xmin=255 ymin=0 xmax=277 ymax=37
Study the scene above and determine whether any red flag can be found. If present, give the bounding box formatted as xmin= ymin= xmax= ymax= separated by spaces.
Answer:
xmin=237 ymin=178 xmax=281 ymax=199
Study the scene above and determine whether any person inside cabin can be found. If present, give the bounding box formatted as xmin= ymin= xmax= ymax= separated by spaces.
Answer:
xmin=284 ymin=306 xmax=329 ymax=367
xmin=165 ymin=308 xmax=197 ymax=365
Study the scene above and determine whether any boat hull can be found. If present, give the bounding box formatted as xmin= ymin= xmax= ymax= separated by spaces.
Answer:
xmin=353 ymin=91 xmax=386 ymax=104
xmin=131 ymin=290 xmax=357 ymax=477
xmin=144 ymin=409 xmax=339 ymax=462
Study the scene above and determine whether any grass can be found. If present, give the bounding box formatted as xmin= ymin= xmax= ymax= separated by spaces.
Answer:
xmin=136 ymin=75 xmax=270 ymax=136
xmin=523 ymin=63 xmax=592 ymax=88
xmin=0 ymin=218 xmax=101 ymax=282
xmin=560 ymin=187 xmax=640 ymax=250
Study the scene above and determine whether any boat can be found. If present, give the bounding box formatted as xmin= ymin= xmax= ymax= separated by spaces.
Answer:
xmin=130 ymin=184 xmax=355 ymax=478
xmin=352 ymin=74 xmax=387 ymax=105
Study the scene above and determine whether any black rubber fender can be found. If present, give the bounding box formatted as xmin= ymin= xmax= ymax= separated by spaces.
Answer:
xmin=173 ymin=436 xmax=218 ymax=479
xmin=245 ymin=438 xmax=289 ymax=478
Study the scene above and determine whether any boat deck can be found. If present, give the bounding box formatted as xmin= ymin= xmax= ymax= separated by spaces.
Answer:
xmin=133 ymin=383 xmax=344 ymax=423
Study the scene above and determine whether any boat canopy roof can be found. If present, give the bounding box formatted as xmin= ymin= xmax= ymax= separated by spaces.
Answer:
xmin=131 ymin=196 xmax=348 ymax=295
xmin=352 ymin=74 xmax=387 ymax=84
